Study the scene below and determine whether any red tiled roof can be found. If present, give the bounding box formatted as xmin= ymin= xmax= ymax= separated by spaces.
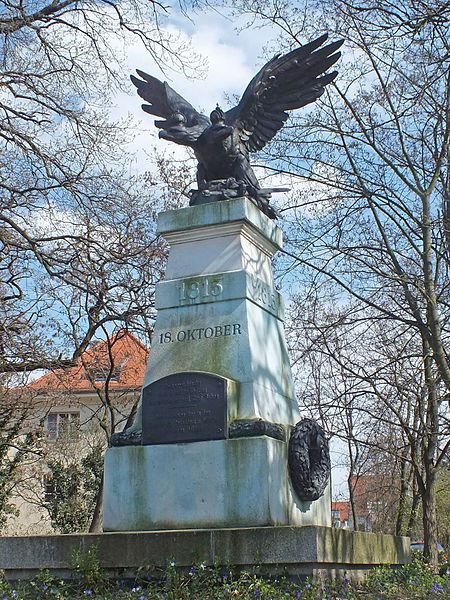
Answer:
xmin=30 ymin=330 xmax=148 ymax=393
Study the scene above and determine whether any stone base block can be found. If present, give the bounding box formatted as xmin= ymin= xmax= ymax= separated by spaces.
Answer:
xmin=0 ymin=526 xmax=410 ymax=582
xmin=103 ymin=437 xmax=331 ymax=532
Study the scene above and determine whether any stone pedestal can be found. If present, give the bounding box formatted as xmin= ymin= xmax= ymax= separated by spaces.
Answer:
xmin=0 ymin=527 xmax=410 ymax=582
xmin=104 ymin=438 xmax=331 ymax=531
xmin=104 ymin=198 xmax=330 ymax=531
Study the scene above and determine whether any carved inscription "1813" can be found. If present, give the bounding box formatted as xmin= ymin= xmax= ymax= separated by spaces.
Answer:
xmin=179 ymin=276 xmax=223 ymax=302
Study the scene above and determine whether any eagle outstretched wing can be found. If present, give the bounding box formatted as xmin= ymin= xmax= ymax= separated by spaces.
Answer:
xmin=130 ymin=70 xmax=210 ymax=143
xmin=225 ymin=34 xmax=343 ymax=152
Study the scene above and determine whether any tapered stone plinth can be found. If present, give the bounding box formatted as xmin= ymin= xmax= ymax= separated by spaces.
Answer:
xmin=104 ymin=198 xmax=330 ymax=531
xmin=139 ymin=198 xmax=299 ymax=427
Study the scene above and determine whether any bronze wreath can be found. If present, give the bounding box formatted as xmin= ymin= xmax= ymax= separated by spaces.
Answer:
xmin=288 ymin=418 xmax=331 ymax=501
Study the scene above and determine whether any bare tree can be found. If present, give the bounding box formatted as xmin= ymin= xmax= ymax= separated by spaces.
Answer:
xmin=230 ymin=0 xmax=450 ymax=565
xmin=0 ymin=0 xmax=206 ymax=531
xmin=286 ymin=292 xmax=448 ymax=563
xmin=0 ymin=0 xmax=204 ymax=374
xmin=0 ymin=374 xmax=46 ymax=530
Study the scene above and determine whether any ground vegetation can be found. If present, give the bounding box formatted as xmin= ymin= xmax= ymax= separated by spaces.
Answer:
xmin=0 ymin=553 xmax=449 ymax=599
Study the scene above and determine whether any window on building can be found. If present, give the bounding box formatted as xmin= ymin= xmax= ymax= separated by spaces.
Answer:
xmin=43 ymin=474 xmax=54 ymax=504
xmin=356 ymin=515 xmax=372 ymax=532
xmin=87 ymin=365 xmax=121 ymax=382
xmin=46 ymin=412 xmax=80 ymax=440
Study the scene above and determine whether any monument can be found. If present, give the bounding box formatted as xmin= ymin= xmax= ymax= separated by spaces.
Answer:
xmin=0 ymin=35 xmax=410 ymax=582
xmin=103 ymin=34 xmax=342 ymax=532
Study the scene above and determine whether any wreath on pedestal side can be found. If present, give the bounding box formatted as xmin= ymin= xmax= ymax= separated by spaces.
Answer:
xmin=288 ymin=418 xmax=331 ymax=501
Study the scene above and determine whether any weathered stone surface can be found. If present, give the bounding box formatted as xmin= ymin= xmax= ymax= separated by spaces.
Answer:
xmin=139 ymin=297 xmax=298 ymax=426
xmin=103 ymin=437 xmax=331 ymax=532
xmin=104 ymin=197 xmax=322 ymax=532
xmin=155 ymin=270 xmax=284 ymax=320
xmin=0 ymin=526 xmax=410 ymax=581
xmin=158 ymin=199 xmax=283 ymax=285
xmin=122 ymin=197 xmax=299 ymax=436
xmin=120 ymin=198 xmax=299 ymax=442
xmin=157 ymin=198 xmax=283 ymax=246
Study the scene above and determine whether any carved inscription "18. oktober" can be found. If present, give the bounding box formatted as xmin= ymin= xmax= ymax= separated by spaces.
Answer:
xmin=159 ymin=323 xmax=242 ymax=344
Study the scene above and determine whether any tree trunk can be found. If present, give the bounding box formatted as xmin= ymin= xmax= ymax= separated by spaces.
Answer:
xmin=396 ymin=455 xmax=410 ymax=536
xmin=422 ymin=470 xmax=439 ymax=568
xmin=420 ymin=347 xmax=439 ymax=568
xmin=88 ymin=399 xmax=139 ymax=533
xmin=348 ymin=473 xmax=359 ymax=532
xmin=406 ymin=478 xmax=421 ymax=538
xmin=89 ymin=473 xmax=104 ymax=533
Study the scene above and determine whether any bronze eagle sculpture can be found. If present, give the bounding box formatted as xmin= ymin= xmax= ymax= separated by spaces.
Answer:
xmin=131 ymin=34 xmax=343 ymax=219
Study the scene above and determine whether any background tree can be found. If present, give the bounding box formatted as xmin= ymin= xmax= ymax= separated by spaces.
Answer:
xmin=287 ymin=296 xmax=448 ymax=540
xmin=0 ymin=0 xmax=204 ymax=374
xmin=43 ymin=445 xmax=103 ymax=534
xmin=0 ymin=374 xmax=47 ymax=529
xmin=436 ymin=462 xmax=450 ymax=548
xmin=231 ymin=0 xmax=450 ymax=565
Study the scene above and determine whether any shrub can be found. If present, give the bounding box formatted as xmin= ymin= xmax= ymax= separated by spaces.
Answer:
xmin=45 ymin=446 xmax=103 ymax=534
xmin=0 ymin=553 xmax=448 ymax=599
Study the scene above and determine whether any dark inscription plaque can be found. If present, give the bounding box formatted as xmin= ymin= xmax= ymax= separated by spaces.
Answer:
xmin=142 ymin=373 xmax=227 ymax=445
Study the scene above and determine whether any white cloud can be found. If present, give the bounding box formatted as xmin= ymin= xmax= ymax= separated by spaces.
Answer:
xmin=108 ymin=6 xmax=277 ymax=173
